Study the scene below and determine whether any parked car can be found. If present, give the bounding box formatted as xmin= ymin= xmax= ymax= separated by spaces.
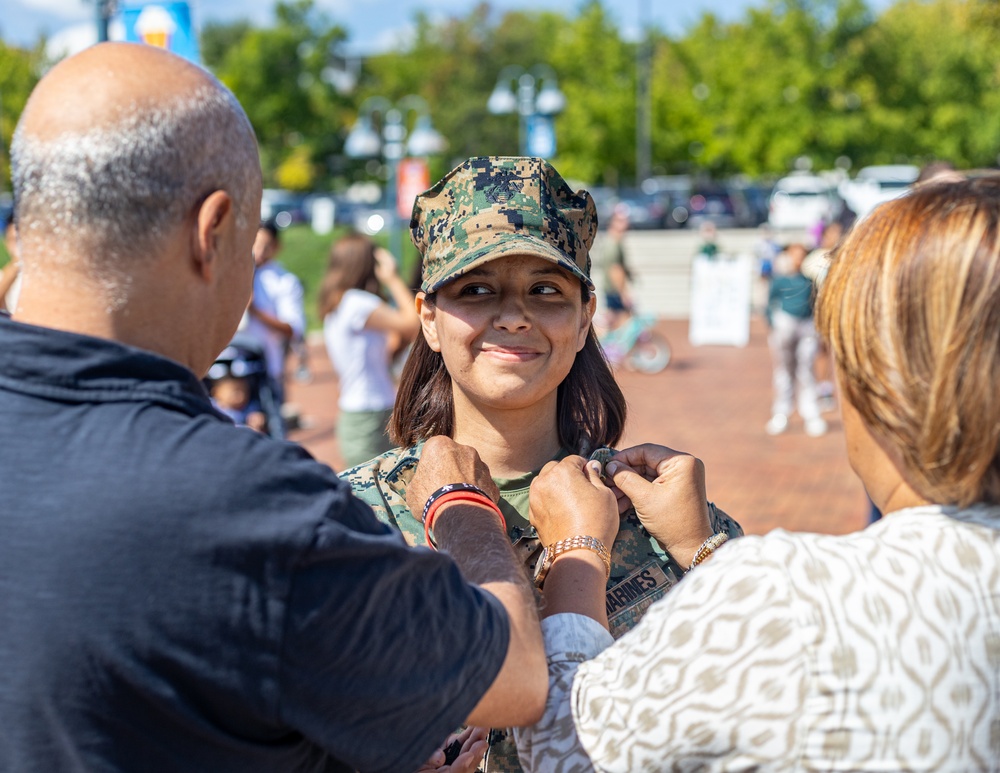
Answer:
xmin=260 ymin=188 xmax=306 ymax=228
xmin=727 ymin=177 xmax=772 ymax=228
xmin=614 ymin=188 xmax=670 ymax=230
xmin=328 ymin=195 xmax=368 ymax=228
xmin=641 ymin=176 xmax=693 ymax=228
xmin=838 ymin=164 xmax=919 ymax=221
xmin=685 ymin=184 xmax=738 ymax=229
xmin=767 ymin=173 xmax=842 ymax=230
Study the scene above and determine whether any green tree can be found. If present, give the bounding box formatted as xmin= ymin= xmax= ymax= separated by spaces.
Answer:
xmin=204 ymin=0 xmax=351 ymax=190
xmin=0 ymin=39 xmax=43 ymax=191
xmin=547 ymin=1 xmax=637 ymax=185
xmin=855 ymin=0 xmax=1000 ymax=168
xmin=206 ymin=0 xmax=1000 ymax=190
xmin=660 ymin=0 xmax=877 ymax=175
xmin=359 ymin=3 xmax=570 ymax=183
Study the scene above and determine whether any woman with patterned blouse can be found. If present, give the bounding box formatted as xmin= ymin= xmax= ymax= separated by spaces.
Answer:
xmin=518 ymin=176 xmax=1000 ymax=771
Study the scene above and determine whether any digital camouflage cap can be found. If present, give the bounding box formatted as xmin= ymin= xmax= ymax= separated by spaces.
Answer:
xmin=410 ymin=156 xmax=598 ymax=293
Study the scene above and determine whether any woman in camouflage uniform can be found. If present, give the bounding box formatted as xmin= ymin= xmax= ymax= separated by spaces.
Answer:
xmin=342 ymin=156 xmax=742 ymax=771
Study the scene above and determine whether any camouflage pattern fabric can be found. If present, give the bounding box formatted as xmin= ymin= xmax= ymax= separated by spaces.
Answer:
xmin=410 ymin=156 xmax=598 ymax=293
xmin=341 ymin=442 xmax=744 ymax=773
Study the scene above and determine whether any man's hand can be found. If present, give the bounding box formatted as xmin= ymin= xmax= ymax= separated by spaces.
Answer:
xmin=606 ymin=444 xmax=714 ymax=568
xmin=414 ymin=727 xmax=488 ymax=773
xmin=405 ymin=436 xmax=500 ymax=517
xmin=406 ymin=437 xmax=546 ymax=728
xmin=529 ymin=456 xmax=619 ymax=550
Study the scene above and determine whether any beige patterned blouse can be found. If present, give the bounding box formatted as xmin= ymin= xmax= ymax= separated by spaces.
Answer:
xmin=516 ymin=505 xmax=1000 ymax=771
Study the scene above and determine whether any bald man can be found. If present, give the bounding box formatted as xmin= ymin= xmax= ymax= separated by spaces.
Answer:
xmin=0 ymin=43 xmax=551 ymax=772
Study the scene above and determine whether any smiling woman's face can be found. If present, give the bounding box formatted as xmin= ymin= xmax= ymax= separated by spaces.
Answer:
xmin=417 ymin=254 xmax=595 ymax=418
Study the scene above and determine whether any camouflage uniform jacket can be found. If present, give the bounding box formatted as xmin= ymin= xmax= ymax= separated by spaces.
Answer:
xmin=341 ymin=441 xmax=743 ymax=772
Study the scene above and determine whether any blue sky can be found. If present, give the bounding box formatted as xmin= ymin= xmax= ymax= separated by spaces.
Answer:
xmin=5 ymin=0 xmax=896 ymax=54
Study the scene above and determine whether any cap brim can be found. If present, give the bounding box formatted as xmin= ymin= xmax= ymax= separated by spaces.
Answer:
xmin=422 ymin=233 xmax=594 ymax=293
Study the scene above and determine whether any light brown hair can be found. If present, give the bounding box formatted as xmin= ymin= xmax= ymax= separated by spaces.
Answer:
xmin=816 ymin=176 xmax=1000 ymax=506
xmin=317 ymin=232 xmax=381 ymax=320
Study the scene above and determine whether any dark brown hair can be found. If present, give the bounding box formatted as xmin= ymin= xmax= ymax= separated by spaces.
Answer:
xmin=317 ymin=232 xmax=381 ymax=320
xmin=816 ymin=175 xmax=1000 ymax=506
xmin=389 ymin=286 xmax=627 ymax=452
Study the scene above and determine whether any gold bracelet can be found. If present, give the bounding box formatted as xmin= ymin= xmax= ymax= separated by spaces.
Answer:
xmin=533 ymin=535 xmax=612 ymax=586
xmin=688 ymin=533 xmax=729 ymax=571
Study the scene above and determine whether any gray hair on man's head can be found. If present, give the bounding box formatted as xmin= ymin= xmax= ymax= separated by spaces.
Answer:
xmin=11 ymin=77 xmax=259 ymax=308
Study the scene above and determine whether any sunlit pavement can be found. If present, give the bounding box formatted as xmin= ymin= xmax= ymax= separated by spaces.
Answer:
xmin=286 ymin=316 xmax=870 ymax=538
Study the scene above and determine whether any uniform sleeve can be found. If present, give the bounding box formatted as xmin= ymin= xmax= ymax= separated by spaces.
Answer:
xmin=517 ymin=537 xmax=809 ymax=772
xmin=278 ymin=491 xmax=510 ymax=773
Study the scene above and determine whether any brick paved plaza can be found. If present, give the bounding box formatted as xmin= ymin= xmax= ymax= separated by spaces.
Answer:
xmin=287 ymin=317 xmax=871 ymax=537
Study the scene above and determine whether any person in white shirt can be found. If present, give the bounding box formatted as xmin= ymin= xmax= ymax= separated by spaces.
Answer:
xmin=517 ymin=177 xmax=1000 ymax=772
xmin=244 ymin=220 xmax=305 ymax=407
xmin=318 ymin=232 xmax=419 ymax=467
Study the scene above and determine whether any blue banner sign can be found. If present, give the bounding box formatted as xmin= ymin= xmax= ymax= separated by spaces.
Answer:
xmin=526 ymin=115 xmax=556 ymax=158
xmin=122 ymin=2 xmax=200 ymax=64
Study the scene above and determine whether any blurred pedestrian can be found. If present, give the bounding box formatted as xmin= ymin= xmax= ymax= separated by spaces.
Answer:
xmin=801 ymin=220 xmax=843 ymax=287
xmin=802 ymin=220 xmax=844 ymax=408
xmin=765 ymin=242 xmax=826 ymax=437
xmin=695 ymin=219 xmax=721 ymax=257
xmin=752 ymin=223 xmax=781 ymax=315
xmin=204 ymin=341 xmax=270 ymax=433
xmin=591 ymin=204 xmax=634 ymax=329
xmin=318 ymin=232 xmax=419 ymax=467
xmin=516 ymin=175 xmax=1000 ymax=772
xmin=244 ymin=220 xmax=305 ymax=409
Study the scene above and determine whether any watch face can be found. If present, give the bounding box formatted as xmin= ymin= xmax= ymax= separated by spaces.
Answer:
xmin=532 ymin=548 xmax=550 ymax=585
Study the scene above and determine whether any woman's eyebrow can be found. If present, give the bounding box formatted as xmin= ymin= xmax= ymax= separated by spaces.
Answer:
xmin=461 ymin=264 xmax=571 ymax=279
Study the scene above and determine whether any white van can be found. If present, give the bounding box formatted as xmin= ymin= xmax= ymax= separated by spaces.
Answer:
xmin=767 ymin=174 xmax=841 ymax=230
xmin=839 ymin=165 xmax=919 ymax=221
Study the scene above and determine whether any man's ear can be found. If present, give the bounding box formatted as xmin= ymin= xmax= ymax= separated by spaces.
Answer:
xmin=191 ymin=190 xmax=233 ymax=282
xmin=415 ymin=292 xmax=441 ymax=352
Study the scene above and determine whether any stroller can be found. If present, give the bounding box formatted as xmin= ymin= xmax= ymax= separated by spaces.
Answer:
xmin=204 ymin=334 xmax=285 ymax=439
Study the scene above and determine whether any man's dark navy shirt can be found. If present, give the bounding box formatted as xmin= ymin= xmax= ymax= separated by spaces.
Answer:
xmin=0 ymin=315 xmax=509 ymax=773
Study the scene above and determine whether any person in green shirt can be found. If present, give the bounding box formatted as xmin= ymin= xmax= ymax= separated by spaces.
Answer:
xmin=341 ymin=156 xmax=742 ymax=772
xmin=765 ymin=242 xmax=826 ymax=437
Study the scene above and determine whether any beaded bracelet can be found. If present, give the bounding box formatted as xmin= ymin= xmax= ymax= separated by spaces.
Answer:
xmin=688 ymin=532 xmax=730 ymax=571
xmin=424 ymin=491 xmax=507 ymax=549
xmin=421 ymin=482 xmax=493 ymax=524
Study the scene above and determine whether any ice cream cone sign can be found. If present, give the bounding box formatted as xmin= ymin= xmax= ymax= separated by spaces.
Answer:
xmin=135 ymin=5 xmax=176 ymax=50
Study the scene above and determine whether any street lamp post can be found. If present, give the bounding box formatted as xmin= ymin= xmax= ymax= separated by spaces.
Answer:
xmin=344 ymin=95 xmax=446 ymax=259
xmin=487 ymin=64 xmax=566 ymax=157
xmin=636 ymin=0 xmax=653 ymax=184
xmin=95 ymin=0 xmax=117 ymax=42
